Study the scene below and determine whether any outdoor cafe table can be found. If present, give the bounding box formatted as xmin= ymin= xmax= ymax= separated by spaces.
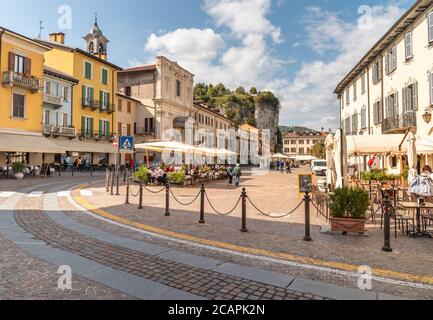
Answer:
xmin=399 ymin=202 xmax=433 ymax=238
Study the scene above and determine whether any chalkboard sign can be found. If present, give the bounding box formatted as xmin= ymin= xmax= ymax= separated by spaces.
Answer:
xmin=299 ymin=174 xmax=313 ymax=194
xmin=40 ymin=164 xmax=51 ymax=177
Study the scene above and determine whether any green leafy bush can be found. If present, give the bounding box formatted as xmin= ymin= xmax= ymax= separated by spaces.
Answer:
xmin=131 ymin=165 xmax=150 ymax=183
xmin=168 ymin=171 xmax=186 ymax=185
xmin=12 ymin=162 xmax=25 ymax=173
xmin=360 ymin=169 xmax=400 ymax=182
xmin=330 ymin=187 xmax=370 ymax=220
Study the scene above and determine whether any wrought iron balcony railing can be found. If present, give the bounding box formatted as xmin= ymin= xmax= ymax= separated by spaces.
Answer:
xmin=82 ymin=99 xmax=100 ymax=111
xmin=382 ymin=111 xmax=417 ymax=133
xmin=43 ymin=125 xmax=76 ymax=137
xmin=2 ymin=71 xmax=40 ymax=92
xmin=79 ymin=130 xmax=115 ymax=141
xmin=43 ymin=93 xmax=62 ymax=108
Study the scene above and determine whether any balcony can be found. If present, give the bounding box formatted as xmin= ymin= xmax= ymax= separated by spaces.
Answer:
xmin=382 ymin=111 xmax=417 ymax=133
xmin=135 ymin=127 xmax=155 ymax=136
xmin=82 ymin=99 xmax=99 ymax=111
xmin=79 ymin=130 xmax=115 ymax=142
xmin=43 ymin=93 xmax=62 ymax=109
xmin=2 ymin=71 xmax=40 ymax=92
xmin=42 ymin=125 xmax=76 ymax=138
xmin=99 ymin=103 xmax=115 ymax=114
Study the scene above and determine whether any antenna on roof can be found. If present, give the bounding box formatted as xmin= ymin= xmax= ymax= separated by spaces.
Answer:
xmin=38 ymin=20 xmax=44 ymax=39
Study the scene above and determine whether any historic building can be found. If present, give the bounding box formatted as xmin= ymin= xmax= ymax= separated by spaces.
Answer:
xmin=0 ymin=27 xmax=66 ymax=168
xmin=36 ymin=19 xmax=122 ymax=165
xmin=283 ymin=132 xmax=327 ymax=160
xmin=334 ymin=0 xmax=433 ymax=174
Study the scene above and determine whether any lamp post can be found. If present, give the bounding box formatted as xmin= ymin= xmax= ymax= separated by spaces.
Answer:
xmin=422 ymin=110 xmax=432 ymax=124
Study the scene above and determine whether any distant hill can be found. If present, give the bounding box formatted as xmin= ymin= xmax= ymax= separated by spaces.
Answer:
xmin=279 ymin=125 xmax=316 ymax=136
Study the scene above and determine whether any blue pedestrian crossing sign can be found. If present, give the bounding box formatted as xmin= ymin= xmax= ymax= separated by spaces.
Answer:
xmin=119 ymin=136 xmax=134 ymax=151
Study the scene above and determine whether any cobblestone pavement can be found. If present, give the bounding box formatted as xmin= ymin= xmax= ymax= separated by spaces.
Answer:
xmin=12 ymin=195 xmax=327 ymax=301
xmin=0 ymin=232 xmax=133 ymax=300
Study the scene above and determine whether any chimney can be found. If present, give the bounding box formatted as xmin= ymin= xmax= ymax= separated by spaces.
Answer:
xmin=49 ymin=32 xmax=65 ymax=44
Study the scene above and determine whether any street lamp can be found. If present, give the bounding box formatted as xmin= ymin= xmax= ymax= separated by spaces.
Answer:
xmin=422 ymin=109 xmax=432 ymax=124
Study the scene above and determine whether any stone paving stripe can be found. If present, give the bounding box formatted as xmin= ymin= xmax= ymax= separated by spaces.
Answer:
xmin=27 ymin=191 xmax=44 ymax=198
xmin=156 ymin=250 xmax=222 ymax=270
xmin=57 ymin=191 xmax=70 ymax=197
xmin=287 ymin=278 xmax=377 ymax=300
xmin=213 ymin=262 xmax=295 ymax=288
xmin=80 ymin=189 xmax=93 ymax=197
xmin=0 ymin=192 xmax=15 ymax=198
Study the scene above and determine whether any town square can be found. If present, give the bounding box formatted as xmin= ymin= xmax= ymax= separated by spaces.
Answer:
xmin=1 ymin=0 xmax=433 ymax=306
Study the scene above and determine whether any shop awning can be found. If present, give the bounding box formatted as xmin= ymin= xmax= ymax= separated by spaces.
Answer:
xmin=55 ymin=139 xmax=118 ymax=154
xmin=346 ymin=134 xmax=407 ymax=156
xmin=0 ymin=133 xmax=66 ymax=154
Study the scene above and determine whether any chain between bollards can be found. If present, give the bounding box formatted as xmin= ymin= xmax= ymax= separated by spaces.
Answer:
xmin=138 ymin=180 xmax=143 ymax=210
xmin=125 ymin=177 xmax=130 ymax=205
xmin=303 ymin=192 xmax=312 ymax=242
xmin=382 ymin=194 xmax=393 ymax=252
xmin=199 ymin=184 xmax=206 ymax=224
xmin=165 ymin=183 xmax=171 ymax=217
xmin=241 ymin=187 xmax=248 ymax=233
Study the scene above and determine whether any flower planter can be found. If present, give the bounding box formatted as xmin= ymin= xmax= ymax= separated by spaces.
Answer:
xmin=330 ymin=217 xmax=366 ymax=234
xmin=14 ymin=172 xmax=24 ymax=180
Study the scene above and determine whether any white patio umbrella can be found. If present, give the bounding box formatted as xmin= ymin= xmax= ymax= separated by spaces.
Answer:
xmin=407 ymin=132 xmax=418 ymax=183
xmin=271 ymin=153 xmax=289 ymax=159
xmin=325 ymin=134 xmax=336 ymax=187
xmin=334 ymin=129 xmax=347 ymax=189
xmin=135 ymin=141 xmax=196 ymax=153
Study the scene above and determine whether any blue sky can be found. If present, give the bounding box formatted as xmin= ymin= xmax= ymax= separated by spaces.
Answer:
xmin=0 ymin=0 xmax=414 ymax=129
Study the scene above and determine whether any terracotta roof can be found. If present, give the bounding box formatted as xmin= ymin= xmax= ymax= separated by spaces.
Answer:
xmin=119 ymin=65 xmax=157 ymax=73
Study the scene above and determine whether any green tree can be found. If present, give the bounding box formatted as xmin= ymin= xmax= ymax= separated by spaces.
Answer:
xmin=235 ymin=86 xmax=247 ymax=95
xmin=249 ymin=87 xmax=258 ymax=95
xmin=311 ymin=142 xmax=326 ymax=159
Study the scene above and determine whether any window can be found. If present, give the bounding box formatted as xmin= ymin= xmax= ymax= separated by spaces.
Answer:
xmin=12 ymin=93 xmax=25 ymax=118
xmin=118 ymin=99 xmax=123 ymax=111
xmin=345 ymin=89 xmax=350 ymax=105
xmin=372 ymin=59 xmax=383 ymax=84
xmin=127 ymin=101 xmax=131 ymax=113
xmin=84 ymin=61 xmax=92 ymax=80
xmin=351 ymin=113 xmax=358 ymax=135
xmin=125 ymin=86 xmax=131 ymax=97
xmin=82 ymin=86 xmax=94 ymax=105
xmin=373 ymin=101 xmax=383 ymax=125
xmin=14 ymin=54 xmax=25 ymax=73
xmin=299 ymin=140 xmax=304 ymax=145
xmin=361 ymin=73 xmax=366 ymax=94
xmin=405 ymin=32 xmax=413 ymax=60
xmin=99 ymin=120 xmax=110 ymax=137
xmin=353 ymin=82 xmax=357 ymax=100
xmin=344 ymin=117 xmax=351 ymax=135
xmin=176 ymin=79 xmax=181 ymax=97
xmin=386 ymin=93 xmax=399 ymax=120
xmin=385 ymin=46 xmax=397 ymax=75
xmin=127 ymin=124 xmax=131 ymax=136
xmin=402 ymin=82 xmax=418 ymax=112
xmin=118 ymin=122 xmax=123 ymax=136
xmin=145 ymin=118 xmax=154 ymax=133
xmin=291 ymin=140 xmax=296 ymax=145
xmin=60 ymin=112 xmax=68 ymax=127
xmin=101 ymin=68 xmax=108 ymax=85
xmin=391 ymin=156 xmax=398 ymax=169
xmin=299 ymin=148 xmax=305 ymax=155
xmin=43 ymin=109 xmax=51 ymax=125
xmin=361 ymin=107 xmax=367 ymax=129
xmin=63 ymin=87 xmax=69 ymax=102
xmin=45 ymin=81 xmax=51 ymax=94
xmin=291 ymin=148 xmax=296 ymax=153
xmin=429 ymin=12 xmax=433 ymax=44
xmin=100 ymin=91 xmax=110 ymax=109
xmin=82 ymin=117 xmax=93 ymax=136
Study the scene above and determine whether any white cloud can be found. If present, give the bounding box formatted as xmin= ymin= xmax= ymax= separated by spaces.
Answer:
xmin=280 ymin=4 xmax=406 ymax=130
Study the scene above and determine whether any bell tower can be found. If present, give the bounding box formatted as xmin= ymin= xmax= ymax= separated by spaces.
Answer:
xmin=83 ymin=14 xmax=109 ymax=60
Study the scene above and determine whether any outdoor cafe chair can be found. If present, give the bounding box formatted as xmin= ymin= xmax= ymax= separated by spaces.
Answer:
xmin=388 ymin=206 xmax=415 ymax=238
xmin=421 ymin=211 xmax=433 ymax=232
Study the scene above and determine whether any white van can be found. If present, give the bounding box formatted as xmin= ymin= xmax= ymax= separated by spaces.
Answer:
xmin=311 ymin=160 xmax=327 ymax=176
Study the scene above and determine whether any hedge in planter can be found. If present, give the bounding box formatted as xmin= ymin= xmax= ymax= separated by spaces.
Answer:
xmin=329 ymin=187 xmax=370 ymax=234
xmin=131 ymin=165 xmax=150 ymax=183
xmin=168 ymin=171 xmax=186 ymax=185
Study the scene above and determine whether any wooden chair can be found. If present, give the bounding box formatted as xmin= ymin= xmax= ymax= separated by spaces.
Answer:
xmin=388 ymin=206 xmax=415 ymax=238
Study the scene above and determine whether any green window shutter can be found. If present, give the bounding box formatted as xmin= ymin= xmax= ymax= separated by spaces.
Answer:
xmin=102 ymin=69 xmax=108 ymax=85
xmin=99 ymin=90 xmax=103 ymax=109
xmin=107 ymin=93 xmax=111 ymax=111
xmin=107 ymin=121 xmax=110 ymax=136
xmin=82 ymin=86 xmax=86 ymax=106
xmin=81 ymin=116 xmax=85 ymax=134
xmin=85 ymin=62 xmax=91 ymax=79
xmin=90 ymin=118 xmax=94 ymax=135
xmin=99 ymin=120 xmax=103 ymax=137
xmin=90 ymin=87 xmax=94 ymax=101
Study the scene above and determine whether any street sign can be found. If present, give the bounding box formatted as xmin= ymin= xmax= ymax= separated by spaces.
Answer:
xmin=112 ymin=138 xmax=119 ymax=149
xmin=119 ymin=136 xmax=134 ymax=151
xmin=298 ymin=174 xmax=313 ymax=194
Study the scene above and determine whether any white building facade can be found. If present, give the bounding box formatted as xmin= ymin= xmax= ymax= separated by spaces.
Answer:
xmin=335 ymin=0 xmax=433 ymax=174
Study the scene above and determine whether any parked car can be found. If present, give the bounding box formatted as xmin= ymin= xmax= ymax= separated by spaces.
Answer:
xmin=311 ymin=160 xmax=327 ymax=176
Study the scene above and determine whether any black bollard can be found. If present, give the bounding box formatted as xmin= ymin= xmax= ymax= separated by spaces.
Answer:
xmin=303 ymin=193 xmax=312 ymax=242
xmin=110 ymin=168 xmax=115 ymax=196
xmin=199 ymin=184 xmax=206 ymax=224
xmin=116 ymin=170 xmax=120 ymax=196
xmin=125 ymin=177 xmax=130 ymax=205
xmin=382 ymin=195 xmax=393 ymax=252
xmin=72 ymin=165 xmax=74 ymax=177
xmin=138 ymin=180 xmax=143 ymax=210
xmin=241 ymin=187 xmax=248 ymax=232
xmin=165 ymin=183 xmax=170 ymax=217
xmin=106 ymin=169 xmax=110 ymax=192
xmin=123 ymin=169 xmax=127 ymax=183
xmin=90 ymin=165 xmax=93 ymax=177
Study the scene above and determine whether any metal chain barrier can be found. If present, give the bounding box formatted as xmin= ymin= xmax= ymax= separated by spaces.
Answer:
xmin=204 ymin=191 xmax=242 ymax=216
xmin=170 ymin=188 xmax=201 ymax=206
xmin=143 ymin=185 xmax=166 ymax=194
xmin=128 ymin=183 xmax=141 ymax=198
xmin=246 ymin=196 xmax=304 ymax=219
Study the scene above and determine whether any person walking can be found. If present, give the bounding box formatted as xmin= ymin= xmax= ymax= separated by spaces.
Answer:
xmin=227 ymin=166 xmax=233 ymax=185
xmin=233 ymin=164 xmax=242 ymax=186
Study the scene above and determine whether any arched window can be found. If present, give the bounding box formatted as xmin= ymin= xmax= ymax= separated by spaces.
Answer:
xmin=99 ymin=42 xmax=105 ymax=54
xmin=88 ymin=42 xmax=94 ymax=53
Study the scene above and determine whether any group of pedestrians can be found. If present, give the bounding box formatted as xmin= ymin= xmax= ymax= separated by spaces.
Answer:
xmin=227 ymin=164 xmax=242 ymax=186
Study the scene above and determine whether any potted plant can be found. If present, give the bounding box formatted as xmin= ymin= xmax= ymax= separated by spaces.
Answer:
xmin=12 ymin=162 xmax=25 ymax=180
xmin=131 ymin=165 xmax=150 ymax=184
xmin=168 ymin=171 xmax=186 ymax=186
xmin=329 ymin=187 xmax=370 ymax=234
